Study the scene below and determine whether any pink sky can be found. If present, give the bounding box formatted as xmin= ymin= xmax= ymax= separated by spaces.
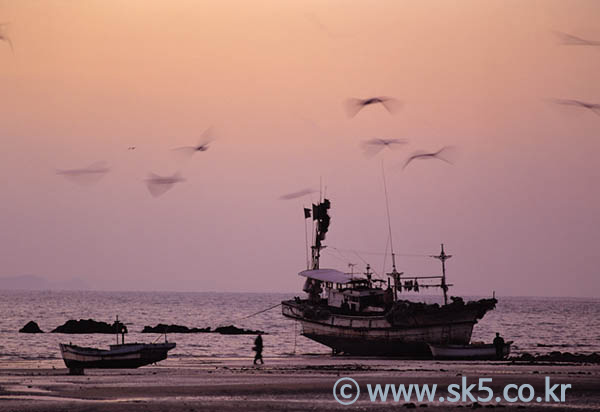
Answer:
xmin=0 ymin=0 xmax=599 ymax=296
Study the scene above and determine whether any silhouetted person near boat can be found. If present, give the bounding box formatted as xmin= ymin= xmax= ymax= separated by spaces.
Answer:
xmin=253 ymin=333 xmax=264 ymax=365
xmin=493 ymin=332 xmax=505 ymax=360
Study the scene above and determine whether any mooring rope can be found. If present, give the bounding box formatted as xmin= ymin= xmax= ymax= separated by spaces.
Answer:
xmin=237 ymin=303 xmax=282 ymax=320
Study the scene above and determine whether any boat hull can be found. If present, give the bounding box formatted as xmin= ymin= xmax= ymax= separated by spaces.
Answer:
xmin=428 ymin=342 xmax=512 ymax=360
xmin=300 ymin=320 xmax=475 ymax=356
xmin=282 ymin=299 xmax=494 ymax=356
xmin=59 ymin=342 xmax=176 ymax=370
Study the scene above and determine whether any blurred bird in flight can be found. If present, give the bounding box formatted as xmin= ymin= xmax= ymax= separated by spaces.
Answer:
xmin=0 ymin=23 xmax=14 ymax=53
xmin=56 ymin=162 xmax=110 ymax=186
xmin=172 ymin=127 xmax=214 ymax=156
xmin=403 ymin=147 xmax=456 ymax=170
xmin=553 ymin=99 xmax=600 ymax=116
xmin=553 ymin=31 xmax=600 ymax=46
xmin=280 ymin=188 xmax=317 ymax=200
xmin=344 ymin=97 xmax=401 ymax=118
xmin=361 ymin=138 xmax=408 ymax=157
xmin=145 ymin=172 xmax=185 ymax=197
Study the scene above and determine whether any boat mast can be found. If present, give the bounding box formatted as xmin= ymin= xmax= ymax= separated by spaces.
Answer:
xmin=381 ymin=159 xmax=404 ymax=300
xmin=431 ymin=243 xmax=452 ymax=305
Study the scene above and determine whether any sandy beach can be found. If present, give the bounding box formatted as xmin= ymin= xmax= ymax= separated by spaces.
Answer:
xmin=1 ymin=357 xmax=598 ymax=411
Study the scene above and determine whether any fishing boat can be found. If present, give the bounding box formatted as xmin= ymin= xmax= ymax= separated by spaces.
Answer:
xmin=428 ymin=341 xmax=512 ymax=360
xmin=281 ymin=199 xmax=498 ymax=356
xmin=59 ymin=317 xmax=175 ymax=374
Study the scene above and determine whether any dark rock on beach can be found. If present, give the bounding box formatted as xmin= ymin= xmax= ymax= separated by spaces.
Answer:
xmin=19 ymin=321 xmax=44 ymax=333
xmin=51 ymin=319 xmax=127 ymax=334
xmin=141 ymin=324 xmax=211 ymax=334
xmin=511 ymin=351 xmax=600 ymax=364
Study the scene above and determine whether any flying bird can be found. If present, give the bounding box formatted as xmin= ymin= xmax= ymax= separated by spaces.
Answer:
xmin=344 ymin=97 xmax=401 ymax=118
xmin=0 ymin=23 xmax=14 ymax=53
xmin=553 ymin=31 xmax=600 ymax=46
xmin=361 ymin=138 xmax=408 ymax=157
xmin=145 ymin=172 xmax=185 ymax=197
xmin=403 ymin=147 xmax=456 ymax=170
xmin=279 ymin=188 xmax=317 ymax=200
xmin=553 ymin=99 xmax=600 ymax=116
xmin=127 ymin=146 xmax=136 ymax=150
xmin=172 ymin=127 xmax=214 ymax=156
xmin=56 ymin=161 xmax=110 ymax=186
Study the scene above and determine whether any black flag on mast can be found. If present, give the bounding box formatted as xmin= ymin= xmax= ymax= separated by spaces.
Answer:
xmin=303 ymin=208 xmax=311 ymax=219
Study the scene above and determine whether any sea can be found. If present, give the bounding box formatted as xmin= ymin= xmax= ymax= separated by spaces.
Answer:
xmin=0 ymin=291 xmax=598 ymax=367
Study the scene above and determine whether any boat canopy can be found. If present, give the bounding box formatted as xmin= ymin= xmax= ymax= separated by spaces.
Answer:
xmin=299 ymin=269 xmax=353 ymax=284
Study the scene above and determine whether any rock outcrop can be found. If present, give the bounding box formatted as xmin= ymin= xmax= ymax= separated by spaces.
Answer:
xmin=19 ymin=321 xmax=44 ymax=333
xmin=141 ymin=323 xmax=264 ymax=335
xmin=213 ymin=325 xmax=264 ymax=335
xmin=51 ymin=319 xmax=127 ymax=334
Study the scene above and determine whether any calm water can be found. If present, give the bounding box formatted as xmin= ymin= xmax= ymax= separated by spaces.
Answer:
xmin=0 ymin=291 xmax=598 ymax=366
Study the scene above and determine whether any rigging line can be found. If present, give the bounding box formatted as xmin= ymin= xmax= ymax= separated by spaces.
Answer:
xmin=381 ymin=158 xmax=396 ymax=267
xmin=329 ymin=245 xmax=355 ymax=264
xmin=382 ymin=231 xmax=390 ymax=276
xmin=322 ymin=249 xmax=353 ymax=266
xmin=329 ymin=246 xmax=363 ymax=265
xmin=352 ymin=250 xmax=383 ymax=279
xmin=329 ymin=246 xmax=382 ymax=278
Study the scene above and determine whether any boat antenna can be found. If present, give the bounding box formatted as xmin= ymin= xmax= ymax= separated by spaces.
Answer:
xmin=431 ymin=243 xmax=452 ymax=305
xmin=381 ymin=159 xmax=397 ymax=272
xmin=319 ymin=176 xmax=323 ymax=202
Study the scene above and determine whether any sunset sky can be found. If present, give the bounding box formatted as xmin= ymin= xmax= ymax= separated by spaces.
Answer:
xmin=0 ymin=0 xmax=599 ymax=297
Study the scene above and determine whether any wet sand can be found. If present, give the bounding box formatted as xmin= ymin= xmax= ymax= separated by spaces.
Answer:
xmin=1 ymin=357 xmax=599 ymax=411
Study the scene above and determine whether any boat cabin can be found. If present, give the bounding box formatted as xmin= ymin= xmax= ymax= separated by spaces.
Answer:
xmin=299 ymin=269 xmax=390 ymax=313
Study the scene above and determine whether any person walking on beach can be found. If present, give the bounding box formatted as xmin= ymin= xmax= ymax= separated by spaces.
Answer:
xmin=493 ymin=332 xmax=505 ymax=360
xmin=253 ymin=333 xmax=264 ymax=365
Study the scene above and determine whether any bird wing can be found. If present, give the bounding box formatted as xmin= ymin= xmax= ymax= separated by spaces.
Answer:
xmin=554 ymin=99 xmax=585 ymax=107
xmin=279 ymin=189 xmax=316 ymax=200
xmin=402 ymin=153 xmax=424 ymax=170
xmin=553 ymin=31 xmax=597 ymax=45
xmin=87 ymin=161 xmax=109 ymax=172
xmin=0 ymin=35 xmax=13 ymax=53
xmin=56 ymin=164 xmax=108 ymax=186
xmin=197 ymin=126 xmax=214 ymax=146
xmin=360 ymin=141 xmax=386 ymax=158
xmin=385 ymin=138 xmax=409 ymax=148
xmin=172 ymin=146 xmax=198 ymax=156
xmin=379 ymin=97 xmax=402 ymax=114
xmin=0 ymin=23 xmax=14 ymax=53
xmin=280 ymin=188 xmax=316 ymax=200
xmin=434 ymin=146 xmax=457 ymax=164
xmin=344 ymin=98 xmax=365 ymax=118
xmin=146 ymin=180 xmax=175 ymax=197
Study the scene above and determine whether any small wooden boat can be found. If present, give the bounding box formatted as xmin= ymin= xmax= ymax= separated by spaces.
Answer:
xmin=428 ymin=341 xmax=512 ymax=360
xmin=59 ymin=342 xmax=176 ymax=374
